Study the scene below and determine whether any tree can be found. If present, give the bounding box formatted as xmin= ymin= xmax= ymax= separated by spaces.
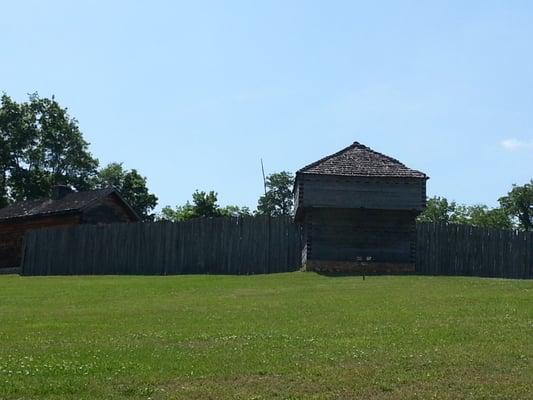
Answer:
xmin=0 ymin=93 xmax=99 ymax=203
xmin=159 ymin=202 xmax=196 ymax=222
xmin=464 ymin=205 xmax=513 ymax=229
xmin=499 ymin=180 xmax=533 ymax=231
xmin=417 ymin=196 xmax=464 ymax=224
xmin=159 ymin=190 xmax=251 ymax=222
xmin=256 ymin=171 xmax=294 ymax=216
xmin=95 ymin=162 xmax=158 ymax=221
xmin=191 ymin=190 xmax=220 ymax=218
xmin=417 ymin=196 xmax=513 ymax=229
xmin=219 ymin=205 xmax=252 ymax=218
xmin=0 ymin=94 xmax=28 ymax=207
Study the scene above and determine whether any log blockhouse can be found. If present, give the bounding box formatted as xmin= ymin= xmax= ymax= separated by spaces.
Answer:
xmin=294 ymin=142 xmax=428 ymax=273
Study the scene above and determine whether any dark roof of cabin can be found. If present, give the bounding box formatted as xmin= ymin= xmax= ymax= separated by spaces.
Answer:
xmin=0 ymin=187 xmax=136 ymax=221
xmin=297 ymin=141 xmax=427 ymax=179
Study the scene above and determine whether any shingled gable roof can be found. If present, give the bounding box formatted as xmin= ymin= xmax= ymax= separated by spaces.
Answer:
xmin=297 ymin=141 xmax=427 ymax=179
xmin=0 ymin=187 xmax=139 ymax=221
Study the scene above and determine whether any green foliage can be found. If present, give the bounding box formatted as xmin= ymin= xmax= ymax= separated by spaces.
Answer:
xmin=0 ymin=93 xmax=158 ymax=218
xmin=498 ymin=180 xmax=533 ymax=231
xmin=418 ymin=196 xmax=512 ymax=229
xmin=191 ymin=190 xmax=220 ymax=218
xmin=417 ymin=196 xmax=461 ymax=224
xmin=219 ymin=205 xmax=252 ymax=218
xmin=95 ymin=162 xmax=158 ymax=221
xmin=0 ymin=95 xmax=27 ymax=207
xmin=256 ymin=171 xmax=294 ymax=216
xmin=465 ymin=204 xmax=513 ymax=229
xmin=159 ymin=190 xmax=250 ymax=222
xmin=0 ymin=274 xmax=531 ymax=399
xmin=0 ymin=93 xmax=99 ymax=203
xmin=94 ymin=162 xmax=124 ymax=189
xmin=159 ymin=202 xmax=195 ymax=222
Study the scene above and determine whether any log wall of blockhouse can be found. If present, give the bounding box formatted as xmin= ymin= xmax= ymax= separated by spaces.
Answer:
xmin=294 ymin=174 xmax=426 ymax=219
xmin=302 ymin=208 xmax=417 ymax=265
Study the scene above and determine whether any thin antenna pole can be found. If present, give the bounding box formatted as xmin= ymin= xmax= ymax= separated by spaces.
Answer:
xmin=260 ymin=158 xmax=267 ymax=195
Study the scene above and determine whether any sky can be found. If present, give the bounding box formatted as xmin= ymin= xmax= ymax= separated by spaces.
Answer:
xmin=2 ymin=0 xmax=532 ymax=211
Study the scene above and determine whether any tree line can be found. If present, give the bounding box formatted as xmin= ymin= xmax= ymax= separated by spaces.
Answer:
xmin=417 ymin=182 xmax=532 ymax=231
xmin=164 ymin=177 xmax=532 ymax=231
xmin=158 ymin=171 xmax=294 ymax=221
xmin=1 ymin=93 xmax=531 ymax=229
xmin=0 ymin=93 xmax=293 ymax=221
xmin=0 ymin=94 xmax=158 ymax=220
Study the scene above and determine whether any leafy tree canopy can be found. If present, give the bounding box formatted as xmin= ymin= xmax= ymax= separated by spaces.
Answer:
xmin=417 ymin=196 xmax=461 ymax=224
xmin=219 ymin=204 xmax=252 ymax=218
xmin=159 ymin=202 xmax=196 ymax=222
xmin=498 ymin=180 xmax=533 ymax=231
xmin=418 ymin=196 xmax=513 ymax=229
xmin=1 ymin=93 xmax=158 ymax=219
xmin=463 ymin=204 xmax=513 ymax=230
xmin=191 ymin=190 xmax=220 ymax=218
xmin=94 ymin=162 xmax=158 ymax=221
xmin=256 ymin=171 xmax=294 ymax=217
xmin=0 ymin=93 xmax=98 ymax=205
xmin=159 ymin=190 xmax=250 ymax=222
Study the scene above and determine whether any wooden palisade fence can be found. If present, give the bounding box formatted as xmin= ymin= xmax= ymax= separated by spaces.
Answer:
xmin=21 ymin=219 xmax=532 ymax=278
xmin=21 ymin=216 xmax=302 ymax=276
xmin=416 ymin=223 xmax=532 ymax=279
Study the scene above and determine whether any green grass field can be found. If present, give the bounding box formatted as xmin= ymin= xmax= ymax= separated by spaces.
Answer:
xmin=0 ymin=273 xmax=531 ymax=399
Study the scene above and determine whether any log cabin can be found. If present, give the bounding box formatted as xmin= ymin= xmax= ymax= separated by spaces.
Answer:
xmin=0 ymin=186 xmax=139 ymax=271
xmin=294 ymin=141 xmax=428 ymax=273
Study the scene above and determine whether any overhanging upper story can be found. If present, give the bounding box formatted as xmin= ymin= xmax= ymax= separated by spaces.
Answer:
xmin=294 ymin=142 xmax=428 ymax=221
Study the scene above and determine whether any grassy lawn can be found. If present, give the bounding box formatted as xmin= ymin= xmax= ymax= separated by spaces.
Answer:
xmin=0 ymin=273 xmax=531 ymax=399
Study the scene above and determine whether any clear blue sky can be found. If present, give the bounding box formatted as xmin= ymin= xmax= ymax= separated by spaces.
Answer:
xmin=2 ymin=1 xmax=532 ymax=210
